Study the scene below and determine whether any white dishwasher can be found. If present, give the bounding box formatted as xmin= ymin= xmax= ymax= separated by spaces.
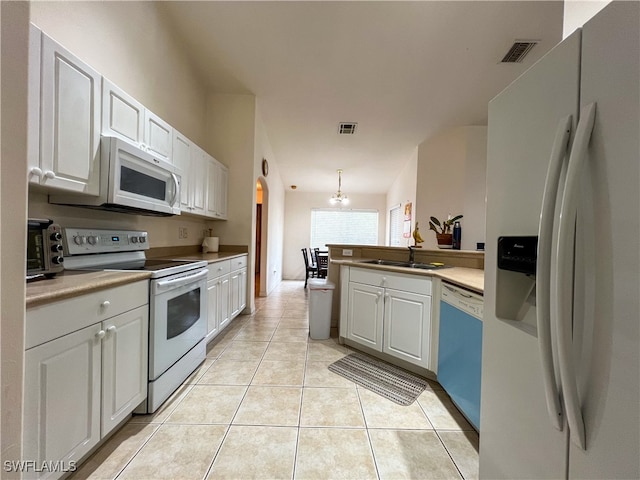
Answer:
xmin=437 ymin=282 xmax=483 ymax=431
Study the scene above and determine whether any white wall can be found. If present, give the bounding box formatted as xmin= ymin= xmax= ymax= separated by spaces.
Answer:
xmin=283 ymin=192 xmax=387 ymax=280
xmin=386 ymin=148 xmax=418 ymax=247
xmin=1 ymin=1 xmax=30 ymax=468
xmin=416 ymin=126 xmax=487 ymax=250
xmin=563 ymin=0 xmax=610 ymax=38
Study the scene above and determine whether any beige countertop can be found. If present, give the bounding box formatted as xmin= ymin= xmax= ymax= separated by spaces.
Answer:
xmin=26 ymin=271 xmax=152 ymax=309
xmin=168 ymin=252 xmax=248 ymax=264
xmin=332 ymin=258 xmax=484 ymax=294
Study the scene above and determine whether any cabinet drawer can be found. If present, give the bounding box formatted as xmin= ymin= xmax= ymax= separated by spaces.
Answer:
xmin=26 ymin=280 xmax=148 ymax=349
xmin=230 ymin=255 xmax=248 ymax=271
xmin=350 ymin=267 xmax=432 ymax=296
xmin=208 ymin=260 xmax=231 ymax=279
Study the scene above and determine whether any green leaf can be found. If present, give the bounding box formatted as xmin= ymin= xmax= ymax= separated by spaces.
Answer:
xmin=430 ymin=216 xmax=441 ymax=227
xmin=428 ymin=222 xmax=439 ymax=232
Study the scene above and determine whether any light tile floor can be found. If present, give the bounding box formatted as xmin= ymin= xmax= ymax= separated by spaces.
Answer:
xmin=71 ymin=280 xmax=479 ymax=480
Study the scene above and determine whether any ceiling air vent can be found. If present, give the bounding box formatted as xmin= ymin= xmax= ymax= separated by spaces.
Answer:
xmin=338 ymin=122 xmax=357 ymax=135
xmin=500 ymin=41 xmax=538 ymax=63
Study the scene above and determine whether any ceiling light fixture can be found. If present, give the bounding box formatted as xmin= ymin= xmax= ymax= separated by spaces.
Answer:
xmin=330 ymin=169 xmax=349 ymax=205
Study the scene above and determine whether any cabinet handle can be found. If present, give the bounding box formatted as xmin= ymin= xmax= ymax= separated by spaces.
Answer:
xmin=43 ymin=170 xmax=56 ymax=180
xmin=29 ymin=167 xmax=43 ymax=177
xmin=101 ymin=300 xmax=111 ymax=309
xmin=106 ymin=325 xmax=117 ymax=334
xmin=96 ymin=330 xmax=106 ymax=339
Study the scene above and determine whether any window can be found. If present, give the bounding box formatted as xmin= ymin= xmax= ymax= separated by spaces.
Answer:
xmin=389 ymin=204 xmax=402 ymax=246
xmin=310 ymin=209 xmax=378 ymax=249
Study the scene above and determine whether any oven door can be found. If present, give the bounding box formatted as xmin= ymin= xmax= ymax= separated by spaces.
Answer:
xmin=149 ymin=268 xmax=207 ymax=380
xmin=106 ymin=136 xmax=181 ymax=215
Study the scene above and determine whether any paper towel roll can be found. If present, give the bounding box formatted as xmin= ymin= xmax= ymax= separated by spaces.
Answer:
xmin=202 ymin=237 xmax=219 ymax=253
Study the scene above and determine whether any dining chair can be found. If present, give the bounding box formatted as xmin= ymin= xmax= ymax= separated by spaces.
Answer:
xmin=313 ymin=248 xmax=329 ymax=279
xmin=302 ymin=248 xmax=317 ymax=287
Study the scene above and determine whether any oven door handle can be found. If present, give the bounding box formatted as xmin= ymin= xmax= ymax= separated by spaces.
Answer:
xmin=155 ymin=269 xmax=208 ymax=291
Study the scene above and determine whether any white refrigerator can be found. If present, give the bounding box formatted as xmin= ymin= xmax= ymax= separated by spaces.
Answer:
xmin=480 ymin=2 xmax=639 ymax=479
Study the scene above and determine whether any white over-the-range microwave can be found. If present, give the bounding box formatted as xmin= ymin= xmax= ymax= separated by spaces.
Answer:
xmin=49 ymin=136 xmax=181 ymax=216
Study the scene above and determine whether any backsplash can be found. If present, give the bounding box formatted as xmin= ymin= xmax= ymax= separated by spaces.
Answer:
xmin=28 ymin=191 xmax=213 ymax=248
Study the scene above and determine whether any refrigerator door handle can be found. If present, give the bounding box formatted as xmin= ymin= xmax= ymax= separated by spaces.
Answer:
xmin=555 ymin=102 xmax=597 ymax=451
xmin=537 ymin=114 xmax=573 ymax=431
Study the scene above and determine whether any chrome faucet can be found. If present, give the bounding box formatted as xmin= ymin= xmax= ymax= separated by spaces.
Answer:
xmin=408 ymin=246 xmax=416 ymax=265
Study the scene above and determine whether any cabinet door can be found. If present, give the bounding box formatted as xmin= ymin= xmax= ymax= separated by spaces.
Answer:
xmin=218 ymin=275 xmax=231 ymax=331
xmin=190 ymin=145 xmax=207 ymax=215
xmin=383 ymin=289 xmax=431 ymax=368
xmin=101 ymin=79 xmax=144 ymax=145
xmin=40 ymin=33 xmax=101 ymax=194
xmin=28 ymin=24 xmax=42 ymax=185
xmin=206 ymin=156 xmax=219 ymax=218
xmin=238 ymin=268 xmax=247 ymax=312
xmin=143 ymin=109 xmax=172 ymax=163
xmin=172 ymin=130 xmax=192 ymax=212
xmin=206 ymin=278 xmax=220 ymax=342
xmin=229 ymin=267 xmax=247 ymax=318
xmin=347 ymin=282 xmax=384 ymax=351
xmin=101 ymin=305 xmax=149 ymax=435
xmin=23 ymin=324 xmax=102 ymax=478
xmin=216 ymin=162 xmax=229 ymax=219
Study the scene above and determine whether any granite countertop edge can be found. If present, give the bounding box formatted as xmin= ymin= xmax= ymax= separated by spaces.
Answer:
xmin=332 ymin=258 xmax=484 ymax=294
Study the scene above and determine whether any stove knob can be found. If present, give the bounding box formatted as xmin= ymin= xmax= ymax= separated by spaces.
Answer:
xmin=138 ymin=236 xmax=146 ymax=243
xmin=51 ymin=244 xmax=63 ymax=253
xmin=131 ymin=236 xmax=138 ymax=243
xmin=51 ymin=256 xmax=64 ymax=265
xmin=87 ymin=235 xmax=99 ymax=245
xmin=73 ymin=235 xmax=86 ymax=245
xmin=50 ymin=232 xmax=62 ymax=241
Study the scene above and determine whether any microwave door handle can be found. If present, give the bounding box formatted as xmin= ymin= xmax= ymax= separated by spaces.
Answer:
xmin=170 ymin=173 xmax=179 ymax=207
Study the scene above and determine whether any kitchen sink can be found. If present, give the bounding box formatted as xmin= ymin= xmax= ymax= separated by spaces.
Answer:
xmin=361 ymin=259 xmax=449 ymax=270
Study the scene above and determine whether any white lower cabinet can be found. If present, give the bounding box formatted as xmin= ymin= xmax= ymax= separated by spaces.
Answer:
xmin=206 ymin=255 xmax=248 ymax=343
xmin=24 ymin=281 xmax=148 ymax=480
xmin=342 ymin=267 xmax=433 ymax=369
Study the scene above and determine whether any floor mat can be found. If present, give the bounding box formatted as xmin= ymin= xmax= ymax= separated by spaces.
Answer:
xmin=328 ymin=352 xmax=429 ymax=406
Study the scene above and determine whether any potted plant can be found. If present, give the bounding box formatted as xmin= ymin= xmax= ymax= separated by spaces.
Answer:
xmin=429 ymin=215 xmax=463 ymax=249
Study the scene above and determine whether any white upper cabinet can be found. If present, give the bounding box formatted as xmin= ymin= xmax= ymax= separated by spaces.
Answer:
xmin=207 ymin=158 xmax=229 ymax=220
xmin=143 ymin=109 xmax=172 ymax=164
xmin=190 ymin=144 xmax=208 ymax=215
xmin=172 ymin=130 xmax=192 ymax=211
xmin=101 ymin=78 xmax=144 ymax=145
xmin=102 ymin=79 xmax=172 ymax=164
xmin=33 ymin=31 xmax=101 ymax=195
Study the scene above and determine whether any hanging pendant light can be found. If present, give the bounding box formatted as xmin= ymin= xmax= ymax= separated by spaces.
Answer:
xmin=330 ymin=169 xmax=349 ymax=205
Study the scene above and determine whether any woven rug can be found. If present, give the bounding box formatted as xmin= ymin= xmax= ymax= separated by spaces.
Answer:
xmin=328 ymin=352 xmax=429 ymax=406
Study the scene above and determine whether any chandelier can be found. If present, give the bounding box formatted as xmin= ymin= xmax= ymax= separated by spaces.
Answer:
xmin=330 ymin=169 xmax=349 ymax=205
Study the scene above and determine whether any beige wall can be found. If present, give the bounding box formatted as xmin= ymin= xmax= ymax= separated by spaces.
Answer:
xmin=254 ymin=103 xmax=286 ymax=296
xmin=416 ymin=126 xmax=487 ymax=250
xmin=1 ymin=1 xmax=30 ymax=469
xmin=385 ymin=148 xmax=418 ymax=247
xmin=283 ymin=192 xmax=387 ymax=280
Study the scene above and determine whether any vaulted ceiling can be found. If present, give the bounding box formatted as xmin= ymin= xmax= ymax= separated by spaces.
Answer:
xmin=161 ymin=1 xmax=564 ymax=194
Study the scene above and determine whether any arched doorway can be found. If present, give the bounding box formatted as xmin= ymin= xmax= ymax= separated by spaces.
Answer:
xmin=255 ymin=178 xmax=268 ymax=296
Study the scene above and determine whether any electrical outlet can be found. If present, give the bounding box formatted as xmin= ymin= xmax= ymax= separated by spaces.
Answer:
xmin=178 ymin=227 xmax=188 ymax=239
xmin=342 ymin=249 xmax=353 ymax=256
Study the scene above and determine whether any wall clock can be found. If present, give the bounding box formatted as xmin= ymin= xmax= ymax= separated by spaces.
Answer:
xmin=262 ymin=158 xmax=269 ymax=177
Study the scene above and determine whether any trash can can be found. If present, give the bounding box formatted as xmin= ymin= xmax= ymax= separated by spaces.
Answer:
xmin=308 ymin=278 xmax=335 ymax=340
